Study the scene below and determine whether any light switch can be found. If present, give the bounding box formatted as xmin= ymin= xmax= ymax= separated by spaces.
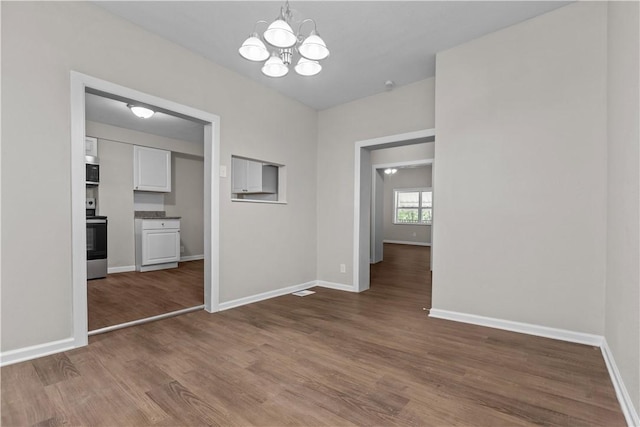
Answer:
xmin=220 ymin=165 xmax=227 ymax=178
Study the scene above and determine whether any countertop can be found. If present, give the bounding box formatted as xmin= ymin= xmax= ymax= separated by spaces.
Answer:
xmin=134 ymin=211 xmax=181 ymax=220
xmin=136 ymin=216 xmax=182 ymax=220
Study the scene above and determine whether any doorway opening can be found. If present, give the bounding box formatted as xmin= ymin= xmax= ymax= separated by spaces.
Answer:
xmin=84 ymin=90 xmax=206 ymax=334
xmin=370 ymin=160 xmax=433 ymax=264
xmin=353 ymin=129 xmax=435 ymax=293
xmin=70 ymin=72 xmax=220 ymax=348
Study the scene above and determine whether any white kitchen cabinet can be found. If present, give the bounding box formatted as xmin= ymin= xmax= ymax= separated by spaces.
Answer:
xmin=133 ymin=146 xmax=171 ymax=192
xmin=135 ymin=219 xmax=180 ymax=272
xmin=231 ymin=157 xmax=277 ymax=194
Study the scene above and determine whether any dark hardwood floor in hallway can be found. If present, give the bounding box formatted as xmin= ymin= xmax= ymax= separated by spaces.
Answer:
xmin=88 ymin=260 xmax=204 ymax=331
xmin=1 ymin=244 xmax=625 ymax=426
xmin=370 ymin=242 xmax=432 ymax=309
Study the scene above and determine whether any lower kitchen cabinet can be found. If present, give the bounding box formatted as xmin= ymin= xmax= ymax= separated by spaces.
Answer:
xmin=135 ymin=218 xmax=181 ymax=272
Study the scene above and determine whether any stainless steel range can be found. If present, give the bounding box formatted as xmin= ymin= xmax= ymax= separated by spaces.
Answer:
xmin=87 ymin=201 xmax=107 ymax=280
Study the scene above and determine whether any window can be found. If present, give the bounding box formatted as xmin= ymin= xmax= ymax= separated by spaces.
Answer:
xmin=394 ymin=188 xmax=432 ymax=225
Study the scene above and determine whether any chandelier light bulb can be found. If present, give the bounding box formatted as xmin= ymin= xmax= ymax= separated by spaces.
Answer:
xmin=239 ymin=34 xmax=270 ymax=61
xmin=127 ymin=104 xmax=154 ymax=119
xmin=262 ymin=53 xmax=289 ymax=77
xmin=298 ymin=33 xmax=330 ymax=61
xmin=263 ymin=19 xmax=296 ymax=48
xmin=384 ymin=168 xmax=398 ymax=175
xmin=294 ymin=57 xmax=322 ymax=76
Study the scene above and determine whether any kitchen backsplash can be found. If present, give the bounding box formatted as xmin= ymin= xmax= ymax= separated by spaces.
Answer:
xmin=134 ymin=211 xmax=167 ymax=218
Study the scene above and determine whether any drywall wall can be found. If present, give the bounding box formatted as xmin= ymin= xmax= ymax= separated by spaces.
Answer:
xmin=370 ymin=142 xmax=435 ymax=166
xmin=1 ymin=2 xmax=317 ymax=352
xmin=605 ymin=0 xmax=640 ymax=416
xmin=88 ymin=121 xmax=204 ymax=157
xmin=97 ymin=139 xmax=135 ymax=269
xmin=87 ymin=121 xmax=205 ymax=267
xmin=432 ymin=2 xmax=607 ymax=334
xmin=382 ymin=166 xmax=432 ymax=244
xmin=165 ymin=153 xmax=204 ymax=258
xmin=317 ymin=78 xmax=435 ymax=285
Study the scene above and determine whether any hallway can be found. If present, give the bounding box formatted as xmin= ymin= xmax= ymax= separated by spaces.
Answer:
xmin=370 ymin=243 xmax=432 ymax=309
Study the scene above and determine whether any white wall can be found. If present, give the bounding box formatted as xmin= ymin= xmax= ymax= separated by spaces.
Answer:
xmin=317 ymin=78 xmax=436 ymax=285
xmin=432 ymin=2 xmax=607 ymax=334
xmin=382 ymin=166 xmax=432 ymax=244
xmin=97 ymin=139 xmax=135 ymax=269
xmin=165 ymin=153 xmax=204 ymax=258
xmin=1 ymin=2 xmax=317 ymax=353
xmin=605 ymin=1 xmax=640 ymax=415
xmin=371 ymin=142 xmax=435 ymax=166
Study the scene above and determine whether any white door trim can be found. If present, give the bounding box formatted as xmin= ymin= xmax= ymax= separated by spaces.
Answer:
xmin=353 ymin=128 xmax=435 ymax=292
xmin=70 ymin=71 xmax=221 ymax=347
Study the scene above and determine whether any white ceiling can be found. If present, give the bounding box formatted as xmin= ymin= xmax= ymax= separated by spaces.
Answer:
xmin=85 ymin=92 xmax=204 ymax=144
xmin=86 ymin=1 xmax=570 ymax=142
xmin=94 ymin=1 xmax=571 ymax=111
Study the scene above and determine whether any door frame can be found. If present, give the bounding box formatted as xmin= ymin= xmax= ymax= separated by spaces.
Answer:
xmin=370 ymin=159 xmax=433 ymax=264
xmin=353 ymin=128 xmax=435 ymax=292
xmin=70 ymin=71 xmax=220 ymax=347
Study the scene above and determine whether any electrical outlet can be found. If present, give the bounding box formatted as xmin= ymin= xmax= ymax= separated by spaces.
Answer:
xmin=340 ymin=264 xmax=346 ymax=273
xmin=220 ymin=165 xmax=227 ymax=178
xmin=180 ymin=245 xmax=185 ymax=253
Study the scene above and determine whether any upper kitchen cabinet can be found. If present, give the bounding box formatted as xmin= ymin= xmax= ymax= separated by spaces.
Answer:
xmin=232 ymin=156 xmax=277 ymax=194
xmin=133 ymin=145 xmax=171 ymax=192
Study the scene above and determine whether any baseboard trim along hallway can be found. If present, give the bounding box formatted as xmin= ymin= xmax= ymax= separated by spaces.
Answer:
xmin=383 ymin=240 xmax=431 ymax=246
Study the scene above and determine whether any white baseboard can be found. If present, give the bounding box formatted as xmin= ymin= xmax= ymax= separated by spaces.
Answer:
xmin=429 ymin=309 xmax=639 ymax=425
xmin=107 ymin=265 xmax=135 ymax=274
xmin=218 ymin=281 xmax=317 ymax=311
xmin=428 ymin=308 xmax=603 ymax=346
xmin=107 ymin=256 xmax=203 ymax=274
xmin=384 ymin=240 xmax=431 ymax=247
xmin=601 ymin=339 xmax=640 ymax=427
xmin=0 ymin=337 xmax=76 ymax=367
xmin=180 ymin=254 xmax=204 ymax=262
xmin=315 ymin=280 xmax=358 ymax=292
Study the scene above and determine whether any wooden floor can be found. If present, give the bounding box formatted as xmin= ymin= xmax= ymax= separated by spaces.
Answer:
xmin=2 ymin=244 xmax=625 ymax=426
xmin=88 ymin=260 xmax=204 ymax=331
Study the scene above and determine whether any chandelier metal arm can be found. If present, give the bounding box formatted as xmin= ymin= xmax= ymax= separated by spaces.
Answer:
xmin=297 ymin=18 xmax=318 ymax=38
xmin=250 ymin=19 xmax=269 ymax=36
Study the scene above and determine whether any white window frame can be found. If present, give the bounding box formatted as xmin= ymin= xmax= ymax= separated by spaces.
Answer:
xmin=393 ymin=187 xmax=432 ymax=225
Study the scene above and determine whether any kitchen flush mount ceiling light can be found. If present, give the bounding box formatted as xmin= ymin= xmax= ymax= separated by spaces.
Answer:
xmin=127 ymin=104 xmax=155 ymax=119
xmin=239 ymin=0 xmax=329 ymax=78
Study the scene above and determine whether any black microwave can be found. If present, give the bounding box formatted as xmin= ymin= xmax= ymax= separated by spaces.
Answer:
xmin=86 ymin=156 xmax=100 ymax=185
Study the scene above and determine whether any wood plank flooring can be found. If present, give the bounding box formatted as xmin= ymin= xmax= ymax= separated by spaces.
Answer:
xmin=88 ymin=260 xmax=203 ymax=331
xmin=2 ymin=244 xmax=625 ymax=426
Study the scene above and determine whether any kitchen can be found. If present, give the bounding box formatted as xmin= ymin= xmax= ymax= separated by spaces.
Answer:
xmin=85 ymin=91 xmax=205 ymax=332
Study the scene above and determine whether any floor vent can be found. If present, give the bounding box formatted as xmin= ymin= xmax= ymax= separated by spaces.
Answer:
xmin=292 ymin=290 xmax=316 ymax=297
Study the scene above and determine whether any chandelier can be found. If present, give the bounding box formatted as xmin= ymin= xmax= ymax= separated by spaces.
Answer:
xmin=238 ymin=1 xmax=329 ymax=78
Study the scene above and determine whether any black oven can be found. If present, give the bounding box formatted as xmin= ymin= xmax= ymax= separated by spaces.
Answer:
xmin=87 ymin=216 xmax=107 ymax=279
xmin=86 ymin=157 xmax=99 ymax=185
